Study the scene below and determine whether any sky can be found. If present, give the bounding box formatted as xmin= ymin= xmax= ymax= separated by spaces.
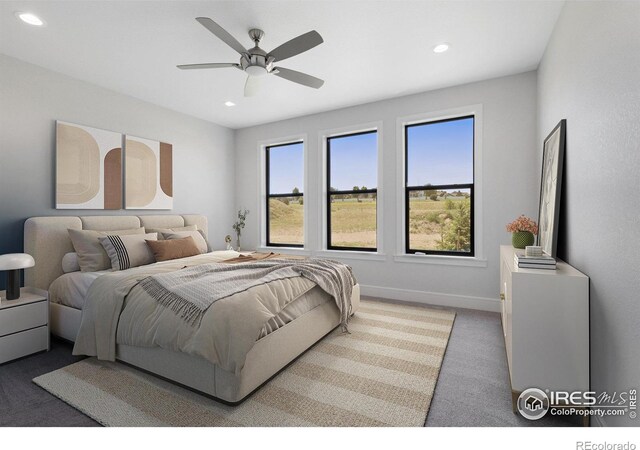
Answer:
xmin=268 ymin=117 xmax=473 ymax=193
xmin=329 ymin=132 xmax=377 ymax=190
xmin=269 ymin=142 xmax=304 ymax=194
xmin=407 ymin=117 xmax=474 ymax=186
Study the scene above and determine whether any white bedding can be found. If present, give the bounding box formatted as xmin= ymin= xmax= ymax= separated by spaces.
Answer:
xmin=49 ymin=250 xmax=333 ymax=340
xmin=48 ymin=270 xmax=106 ymax=309
xmin=48 ymin=250 xmax=242 ymax=309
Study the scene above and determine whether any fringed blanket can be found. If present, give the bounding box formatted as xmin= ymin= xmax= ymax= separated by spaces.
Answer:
xmin=139 ymin=258 xmax=356 ymax=331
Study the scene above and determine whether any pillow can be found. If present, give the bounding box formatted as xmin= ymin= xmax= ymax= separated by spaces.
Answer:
xmin=198 ymin=230 xmax=211 ymax=251
xmin=147 ymin=225 xmax=197 ymax=239
xmin=68 ymin=227 xmax=146 ymax=272
xmin=61 ymin=252 xmax=80 ymax=273
xmin=162 ymin=230 xmax=209 ymax=254
xmin=98 ymin=233 xmax=158 ymax=271
xmin=146 ymin=236 xmax=201 ymax=262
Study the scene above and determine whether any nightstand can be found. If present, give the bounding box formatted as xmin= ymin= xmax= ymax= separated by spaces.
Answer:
xmin=0 ymin=287 xmax=50 ymax=364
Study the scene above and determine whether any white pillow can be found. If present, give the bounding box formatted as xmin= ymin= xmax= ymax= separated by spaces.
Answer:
xmin=98 ymin=233 xmax=158 ymax=271
xmin=61 ymin=252 xmax=80 ymax=273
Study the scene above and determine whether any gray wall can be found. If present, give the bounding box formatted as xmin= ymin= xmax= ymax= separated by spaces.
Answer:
xmin=538 ymin=1 xmax=640 ymax=426
xmin=0 ymin=55 xmax=236 ymax=289
xmin=235 ymin=71 xmax=539 ymax=311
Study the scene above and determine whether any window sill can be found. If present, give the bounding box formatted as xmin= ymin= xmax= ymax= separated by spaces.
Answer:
xmin=394 ymin=254 xmax=487 ymax=267
xmin=256 ymin=246 xmax=312 ymax=256
xmin=314 ymin=250 xmax=387 ymax=261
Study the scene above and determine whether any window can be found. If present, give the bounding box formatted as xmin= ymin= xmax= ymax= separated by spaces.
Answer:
xmin=326 ymin=130 xmax=378 ymax=251
xmin=266 ymin=141 xmax=304 ymax=247
xmin=405 ymin=116 xmax=474 ymax=256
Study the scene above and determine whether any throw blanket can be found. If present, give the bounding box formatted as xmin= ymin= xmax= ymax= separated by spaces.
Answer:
xmin=139 ymin=258 xmax=356 ymax=331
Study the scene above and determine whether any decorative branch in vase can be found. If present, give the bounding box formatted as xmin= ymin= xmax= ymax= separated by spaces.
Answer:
xmin=232 ymin=209 xmax=249 ymax=252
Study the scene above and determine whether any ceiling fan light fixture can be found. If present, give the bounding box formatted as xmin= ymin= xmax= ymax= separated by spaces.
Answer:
xmin=16 ymin=12 xmax=45 ymax=26
xmin=433 ymin=43 xmax=450 ymax=54
xmin=245 ymin=65 xmax=267 ymax=77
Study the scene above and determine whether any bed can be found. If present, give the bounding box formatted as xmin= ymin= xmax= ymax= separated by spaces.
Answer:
xmin=24 ymin=215 xmax=360 ymax=404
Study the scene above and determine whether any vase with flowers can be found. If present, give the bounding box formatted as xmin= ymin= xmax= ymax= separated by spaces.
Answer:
xmin=506 ymin=215 xmax=538 ymax=249
xmin=232 ymin=209 xmax=249 ymax=252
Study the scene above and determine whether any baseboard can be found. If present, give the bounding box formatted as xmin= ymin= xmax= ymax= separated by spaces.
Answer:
xmin=359 ymin=284 xmax=501 ymax=312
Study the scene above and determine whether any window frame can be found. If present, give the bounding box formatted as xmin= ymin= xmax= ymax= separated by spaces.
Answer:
xmin=265 ymin=140 xmax=305 ymax=248
xmin=404 ymin=115 xmax=476 ymax=257
xmin=325 ymin=129 xmax=379 ymax=252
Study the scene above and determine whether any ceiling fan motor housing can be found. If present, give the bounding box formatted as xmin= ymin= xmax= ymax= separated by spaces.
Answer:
xmin=241 ymin=29 xmax=272 ymax=76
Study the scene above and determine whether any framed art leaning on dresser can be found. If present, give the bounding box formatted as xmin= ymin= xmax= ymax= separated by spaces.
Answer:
xmin=537 ymin=119 xmax=566 ymax=258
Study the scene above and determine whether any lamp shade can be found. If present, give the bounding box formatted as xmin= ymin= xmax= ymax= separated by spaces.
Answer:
xmin=0 ymin=253 xmax=35 ymax=270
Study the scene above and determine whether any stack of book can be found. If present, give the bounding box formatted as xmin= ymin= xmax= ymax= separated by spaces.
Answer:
xmin=514 ymin=250 xmax=557 ymax=270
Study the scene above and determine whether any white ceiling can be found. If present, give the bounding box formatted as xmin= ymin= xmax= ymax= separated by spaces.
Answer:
xmin=0 ymin=1 xmax=564 ymax=129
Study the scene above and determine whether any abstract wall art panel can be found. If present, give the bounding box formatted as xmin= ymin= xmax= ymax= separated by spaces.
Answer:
xmin=56 ymin=121 xmax=123 ymax=209
xmin=537 ymin=119 xmax=566 ymax=257
xmin=125 ymin=135 xmax=173 ymax=209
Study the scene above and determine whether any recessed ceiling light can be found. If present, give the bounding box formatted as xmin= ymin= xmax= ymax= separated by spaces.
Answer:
xmin=15 ymin=12 xmax=45 ymax=26
xmin=224 ymin=101 xmax=236 ymax=107
xmin=433 ymin=43 xmax=449 ymax=54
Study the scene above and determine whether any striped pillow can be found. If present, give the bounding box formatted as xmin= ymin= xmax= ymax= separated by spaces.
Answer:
xmin=68 ymin=227 xmax=146 ymax=272
xmin=98 ymin=233 xmax=158 ymax=271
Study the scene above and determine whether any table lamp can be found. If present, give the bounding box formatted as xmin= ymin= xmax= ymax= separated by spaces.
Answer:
xmin=0 ymin=253 xmax=35 ymax=300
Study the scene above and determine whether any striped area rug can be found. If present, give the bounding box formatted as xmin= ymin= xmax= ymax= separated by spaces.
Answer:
xmin=34 ymin=300 xmax=455 ymax=427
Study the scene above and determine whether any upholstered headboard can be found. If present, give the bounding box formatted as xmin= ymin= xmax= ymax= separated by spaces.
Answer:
xmin=24 ymin=215 xmax=208 ymax=291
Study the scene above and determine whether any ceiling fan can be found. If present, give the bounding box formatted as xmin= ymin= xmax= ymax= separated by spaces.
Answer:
xmin=177 ymin=17 xmax=325 ymax=97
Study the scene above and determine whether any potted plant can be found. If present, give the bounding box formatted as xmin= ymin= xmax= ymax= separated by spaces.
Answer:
xmin=506 ymin=215 xmax=538 ymax=249
xmin=232 ymin=209 xmax=249 ymax=251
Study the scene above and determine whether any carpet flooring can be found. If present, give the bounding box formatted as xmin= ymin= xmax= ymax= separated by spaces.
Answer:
xmin=0 ymin=298 xmax=573 ymax=427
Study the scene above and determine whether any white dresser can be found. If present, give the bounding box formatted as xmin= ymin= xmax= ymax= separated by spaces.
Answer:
xmin=499 ymin=245 xmax=589 ymax=407
xmin=0 ymin=287 xmax=50 ymax=364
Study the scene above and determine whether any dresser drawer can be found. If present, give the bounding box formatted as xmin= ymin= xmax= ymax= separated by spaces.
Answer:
xmin=0 ymin=301 xmax=48 ymax=337
xmin=0 ymin=325 xmax=49 ymax=364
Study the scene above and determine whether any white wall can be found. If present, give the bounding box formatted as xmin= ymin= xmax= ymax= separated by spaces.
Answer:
xmin=235 ymin=71 xmax=538 ymax=311
xmin=537 ymin=1 xmax=640 ymax=427
xmin=0 ymin=54 xmax=236 ymax=289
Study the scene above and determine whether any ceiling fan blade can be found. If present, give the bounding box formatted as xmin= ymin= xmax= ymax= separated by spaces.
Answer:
xmin=244 ymin=75 xmax=261 ymax=97
xmin=177 ymin=63 xmax=240 ymax=70
xmin=268 ymin=30 xmax=323 ymax=62
xmin=272 ymin=67 xmax=324 ymax=89
xmin=195 ymin=17 xmax=247 ymax=55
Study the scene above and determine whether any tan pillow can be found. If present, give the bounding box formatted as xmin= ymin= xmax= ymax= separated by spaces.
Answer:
xmin=146 ymin=236 xmax=201 ymax=262
xmin=98 ymin=233 xmax=158 ymax=271
xmin=162 ymin=230 xmax=209 ymax=254
xmin=68 ymin=227 xmax=146 ymax=272
xmin=147 ymin=225 xmax=197 ymax=239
